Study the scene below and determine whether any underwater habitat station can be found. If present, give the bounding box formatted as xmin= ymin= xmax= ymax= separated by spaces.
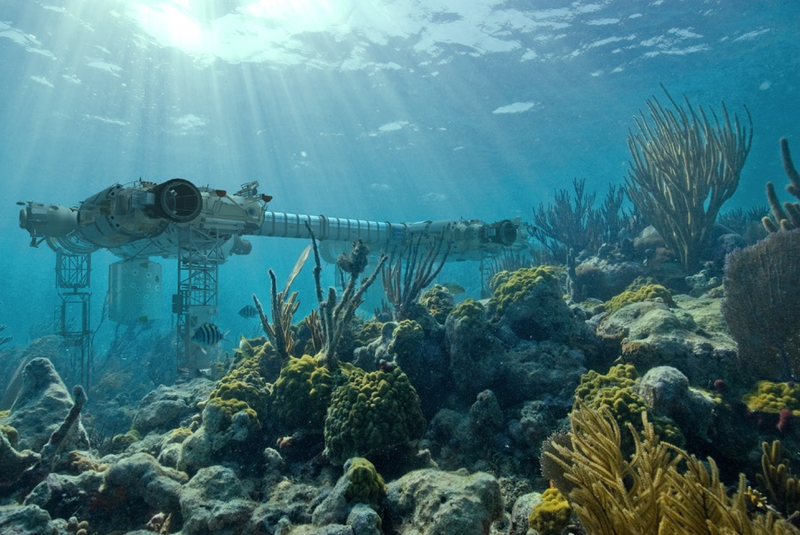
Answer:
xmin=18 ymin=178 xmax=521 ymax=383
xmin=1 ymin=1 xmax=799 ymax=534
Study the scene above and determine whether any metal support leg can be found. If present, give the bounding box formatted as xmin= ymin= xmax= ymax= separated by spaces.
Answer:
xmin=174 ymin=227 xmax=225 ymax=375
xmin=55 ymin=252 xmax=92 ymax=391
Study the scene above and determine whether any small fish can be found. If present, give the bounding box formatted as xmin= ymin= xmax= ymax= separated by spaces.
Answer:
xmin=440 ymin=282 xmax=465 ymax=295
xmin=191 ymin=323 xmax=226 ymax=346
xmin=238 ymin=305 xmax=259 ymax=319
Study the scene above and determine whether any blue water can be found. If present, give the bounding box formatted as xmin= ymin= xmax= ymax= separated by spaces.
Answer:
xmin=1 ymin=0 xmax=797 ymax=350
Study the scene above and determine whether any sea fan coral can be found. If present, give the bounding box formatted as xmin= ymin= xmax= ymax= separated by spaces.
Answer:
xmin=722 ymin=229 xmax=800 ymax=381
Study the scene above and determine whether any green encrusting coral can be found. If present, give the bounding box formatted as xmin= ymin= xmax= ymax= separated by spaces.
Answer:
xmin=574 ymin=364 xmax=684 ymax=449
xmin=271 ymin=354 xmax=336 ymax=432
xmin=324 ymin=366 xmax=426 ymax=465
xmin=743 ymin=381 xmax=800 ymax=415
xmin=529 ymin=487 xmax=572 ymax=535
xmin=110 ymin=430 xmax=141 ymax=453
xmin=206 ymin=340 xmax=274 ymax=427
xmin=0 ymin=423 xmax=19 ymax=449
xmin=344 ymin=457 xmax=386 ymax=506
xmin=604 ymin=283 xmax=675 ymax=315
xmin=486 ymin=266 xmax=560 ymax=318
xmin=165 ymin=427 xmax=193 ymax=444
xmin=353 ymin=319 xmax=384 ymax=348
xmin=449 ymin=298 xmax=485 ymax=323
xmin=387 ymin=320 xmax=424 ymax=359
xmin=419 ymin=284 xmax=455 ymax=324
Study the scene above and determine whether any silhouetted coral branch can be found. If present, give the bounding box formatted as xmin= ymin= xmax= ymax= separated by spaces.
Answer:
xmin=763 ymin=138 xmax=800 ymax=232
xmin=382 ymin=231 xmax=450 ymax=321
xmin=253 ymin=246 xmax=310 ymax=362
xmin=307 ymin=227 xmax=387 ymax=369
xmin=0 ymin=324 xmax=11 ymax=347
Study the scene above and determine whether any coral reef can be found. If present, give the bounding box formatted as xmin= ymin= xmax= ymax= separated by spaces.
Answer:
xmin=2 ymin=197 xmax=772 ymax=535
xmin=572 ymin=257 xmax=644 ymax=302
xmin=757 ymin=440 xmax=800 ymax=519
xmin=131 ymin=378 xmax=214 ymax=435
xmin=180 ymin=465 xmax=254 ymax=535
xmin=487 ymin=266 xmax=588 ymax=345
xmin=382 ymin=232 xmax=450 ymax=321
xmin=445 ymin=299 xmax=506 ymax=401
xmin=176 ymin=342 xmax=275 ymax=473
xmin=530 ymin=179 xmax=630 ymax=263
xmin=205 ymin=341 xmax=273 ymax=427
xmin=574 ymin=364 xmax=684 ymax=450
xmin=252 ymin=245 xmax=310 ymax=362
xmin=343 ymin=457 xmax=386 ymax=506
xmin=386 ymin=318 xmax=449 ymax=414
xmin=0 ymin=430 xmax=39 ymax=491
xmin=98 ymin=452 xmax=187 ymax=529
xmin=501 ymin=341 xmax=586 ymax=407
xmin=178 ymin=395 xmax=263 ymax=474
xmin=418 ymin=284 xmax=456 ymax=324
xmin=311 ymin=457 xmax=386 ymax=526
xmin=626 ymin=87 xmax=752 ymax=272
xmin=0 ymin=504 xmax=64 ymax=534
xmin=6 ymin=357 xmax=89 ymax=453
xmin=310 ymin=235 xmax=387 ymax=369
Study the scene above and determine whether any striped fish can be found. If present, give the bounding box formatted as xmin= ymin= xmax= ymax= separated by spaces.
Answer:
xmin=238 ymin=305 xmax=259 ymax=319
xmin=191 ymin=323 xmax=226 ymax=346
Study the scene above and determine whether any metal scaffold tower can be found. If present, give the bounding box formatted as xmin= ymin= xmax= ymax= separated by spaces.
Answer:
xmin=173 ymin=226 xmax=226 ymax=372
xmin=55 ymin=251 xmax=93 ymax=391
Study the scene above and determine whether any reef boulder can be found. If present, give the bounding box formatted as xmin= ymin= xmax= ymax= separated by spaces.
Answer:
xmin=0 ymin=503 xmax=64 ymax=535
xmin=445 ymin=300 xmax=506 ymax=401
xmin=634 ymin=365 xmax=717 ymax=444
xmin=181 ymin=465 xmax=255 ymax=535
xmin=131 ymin=378 xmax=214 ymax=435
xmin=383 ymin=468 xmax=503 ymax=534
xmin=597 ymin=295 xmax=737 ymax=384
xmin=6 ymin=357 xmax=88 ymax=452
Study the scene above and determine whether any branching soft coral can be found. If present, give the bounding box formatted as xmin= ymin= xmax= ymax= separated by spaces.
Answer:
xmin=626 ymin=86 xmax=752 ymax=272
xmin=543 ymin=401 xmax=797 ymax=534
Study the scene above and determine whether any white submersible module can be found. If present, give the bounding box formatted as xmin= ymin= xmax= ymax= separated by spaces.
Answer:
xmin=19 ymin=178 xmax=523 ymax=382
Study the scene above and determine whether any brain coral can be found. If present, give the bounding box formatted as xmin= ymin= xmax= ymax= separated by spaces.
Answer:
xmin=271 ymin=354 xmax=335 ymax=432
xmin=344 ymin=457 xmax=386 ymax=506
xmin=324 ymin=366 xmax=426 ymax=465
